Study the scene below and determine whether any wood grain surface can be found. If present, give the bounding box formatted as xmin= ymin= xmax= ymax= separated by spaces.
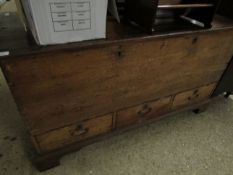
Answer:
xmin=3 ymin=29 xmax=233 ymax=135
xmin=117 ymin=96 xmax=172 ymax=128
xmin=36 ymin=114 xmax=113 ymax=153
xmin=173 ymin=83 xmax=216 ymax=108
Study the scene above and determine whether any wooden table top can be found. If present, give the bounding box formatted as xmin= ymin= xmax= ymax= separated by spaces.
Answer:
xmin=1 ymin=12 xmax=233 ymax=60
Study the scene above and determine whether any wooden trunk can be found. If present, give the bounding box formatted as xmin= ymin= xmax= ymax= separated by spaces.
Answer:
xmin=1 ymin=13 xmax=233 ymax=171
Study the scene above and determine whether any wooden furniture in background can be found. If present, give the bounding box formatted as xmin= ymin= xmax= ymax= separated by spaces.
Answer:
xmin=213 ymin=0 xmax=233 ymax=97
xmin=1 ymin=13 xmax=233 ymax=171
xmin=217 ymin=0 xmax=233 ymax=19
xmin=213 ymin=58 xmax=233 ymax=97
xmin=125 ymin=0 xmax=221 ymax=32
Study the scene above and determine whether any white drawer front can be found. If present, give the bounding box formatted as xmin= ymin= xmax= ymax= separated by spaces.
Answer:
xmin=54 ymin=21 xmax=73 ymax=32
xmin=73 ymin=19 xmax=91 ymax=30
xmin=52 ymin=12 xmax=72 ymax=21
xmin=71 ymin=2 xmax=90 ymax=11
xmin=73 ymin=11 xmax=91 ymax=20
xmin=50 ymin=3 xmax=71 ymax=12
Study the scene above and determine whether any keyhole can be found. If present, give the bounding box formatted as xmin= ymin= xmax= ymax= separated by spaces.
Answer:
xmin=192 ymin=37 xmax=198 ymax=44
xmin=193 ymin=90 xmax=199 ymax=94
xmin=118 ymin=51 xmax=122 ymax=58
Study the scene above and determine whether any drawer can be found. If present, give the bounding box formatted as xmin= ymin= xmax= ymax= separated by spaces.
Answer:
xmin=73 ymin=19 xmax=91 ymax=30
xmin=50 ymin=3 xmax=71 ymax=13
xmin=173 ymin=83 xmax=216 ymax=108
xmin=73 ymin=11 xmax=91 ymax=20
xmin=51 ymin=12 xmax=72 ymax=22
xmin=36 ymin=114 xmax=113 ymax=153
xmin=71 ymin=2 xmax=90 ymax=11
xmin=53 ymin=21 xmax=73 ymax=32
xmin=117 ymin=97 xmax=172 ymax=128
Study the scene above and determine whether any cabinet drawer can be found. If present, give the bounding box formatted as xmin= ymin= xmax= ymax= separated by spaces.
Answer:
xmin=36 ymin=114 xmax=113 ymax=153
xmin=117 ymin=97 xmax=172 ymax=128
xmin=173 ymin=83 xmax=216 ymax=108
xmin=51 ymin=12 xmax=72 ymax=22
xmin=53 ymin=21 xmax=73 ymax=32
xmin=71 ymin=2 xmax=90 ymax=11
xmin=73 ymin=19 xmax=91 ymax=30
xmin=73 ymin=11 xmax=91 ymax=20
xmin=50 ymin=3 xmax=71 ymax=13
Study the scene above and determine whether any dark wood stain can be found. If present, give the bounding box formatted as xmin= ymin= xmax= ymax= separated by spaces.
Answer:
xmin=1 ymin=12 xmax=233 ymax=171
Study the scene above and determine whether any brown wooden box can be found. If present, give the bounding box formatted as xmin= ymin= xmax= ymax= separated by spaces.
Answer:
xmin=1 ymin=13 xmax=233 ymax=171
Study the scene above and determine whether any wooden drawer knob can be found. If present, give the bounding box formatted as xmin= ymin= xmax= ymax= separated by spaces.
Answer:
xmin=70 ymin=125 xmax=89 ymax=136
xmin=137 ymin=104 xmax=152 ymax=116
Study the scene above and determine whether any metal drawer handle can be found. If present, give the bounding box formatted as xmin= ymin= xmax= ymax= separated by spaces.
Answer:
xmin=71 ymin=125 xmax=89 ymax=136
xmin=188 ymin=90 xmax=200 ymax=101
xmin=138 ymin=104 xmax=152 ymax=116
xmin=193 ymin=90 xmax=200 ymax=98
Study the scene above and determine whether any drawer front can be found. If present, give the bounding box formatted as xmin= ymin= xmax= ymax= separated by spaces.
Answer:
xmin=53 ymin=21 xmax=73 ymax=32
xmin=71 ymin=2 xmax=90 ymax=11
xmin=117 ymin=97 xmax=172 ymax=128
xmin=173 ymin=83 xmax=216 ymax=108
xmin=73 ymin=19 xmax=91 ymax=30
xmin=36 ymin=114 xmax=113 ymax=153
xmin=73 ymin=11 xmax=91 ymax=20
xmin=51 ymin=12 xmax=72 ymax=22
xmin=50 ymin=3 xmax=71 ymax=13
